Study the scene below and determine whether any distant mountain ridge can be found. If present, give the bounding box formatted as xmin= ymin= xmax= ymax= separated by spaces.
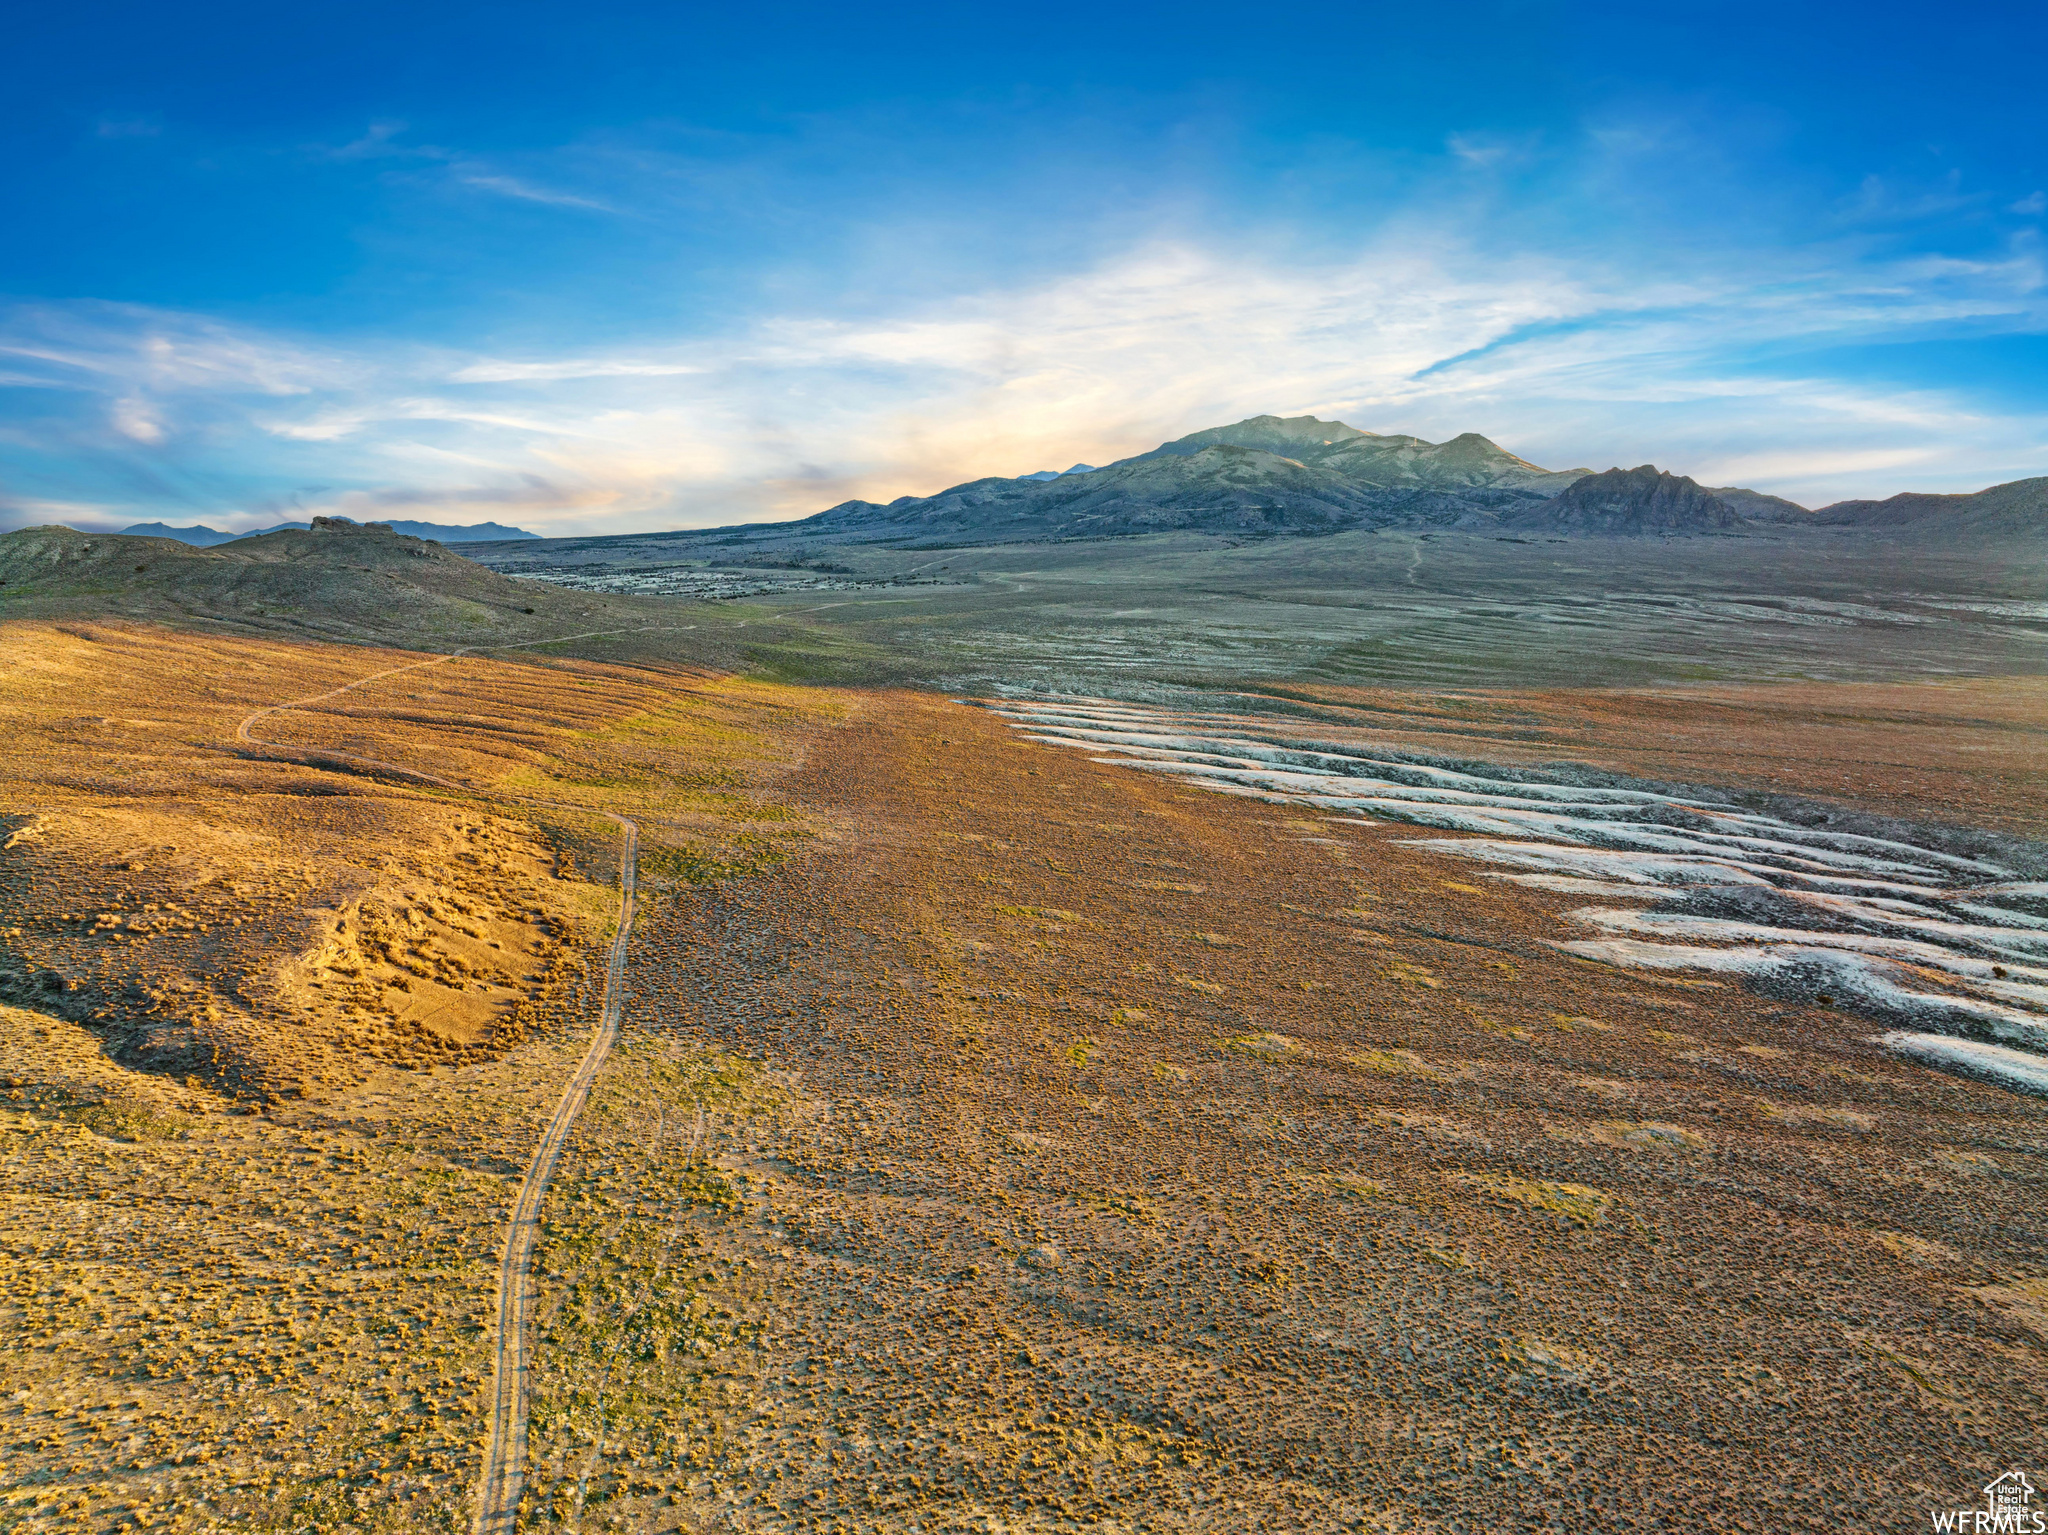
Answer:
xmin=114 ymin=517 xmax=539 ymax=545
xmin=1813 ymin=476 xmax=2048 ymax=536
xmin=785 ymin=412 xmax=2048 ymax=545
xmin=803 ymin=413 xmax=1619 ymax=543
xmin=84 ymin=416 xmax=2040 ymax=559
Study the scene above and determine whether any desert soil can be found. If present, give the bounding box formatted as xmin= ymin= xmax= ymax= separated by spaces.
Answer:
xmin=526 ymin=694 xmax=2048 ymax=1532
xmin=0 ymin=623 xmax=2043 ymax=1533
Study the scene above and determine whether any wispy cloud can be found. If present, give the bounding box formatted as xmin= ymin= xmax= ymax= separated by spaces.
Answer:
xmin=324 ymin=119 xmax=418 ymax=161
xmin=0 ymin=303 xmax=343 ymax=397
xmin=452 ymin=172 xmax=615 ymax=212
xmin=1445 ymin=130 xmax=1541 ymax=169
xmin=448 ymin=358 xmax=706 ymax=383
xmin=316 ymin=120 xmax=617 ymax=213
xmin=109 ymin=398 xmax=167 ymax=444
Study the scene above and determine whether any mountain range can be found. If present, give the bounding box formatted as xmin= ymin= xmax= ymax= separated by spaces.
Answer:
xmin=115 ymin=517 xmax=539 ymax=545
xmin=796 ymin=415 xmax=1844 ymax=544
xmin=77 ymin=416 xmax=2046 ymax=559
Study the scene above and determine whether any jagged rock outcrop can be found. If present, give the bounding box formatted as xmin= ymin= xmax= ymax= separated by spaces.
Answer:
xmin=1509 ymin=465 xmax=1742 ymax=535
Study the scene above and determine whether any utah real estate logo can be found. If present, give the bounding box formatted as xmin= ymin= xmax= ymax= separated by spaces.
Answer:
xmin=1932 ymin=1471 xmax=2043 ymax=1533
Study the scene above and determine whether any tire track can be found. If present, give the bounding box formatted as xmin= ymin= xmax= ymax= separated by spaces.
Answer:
xmin=474 ymin=817 xmax=635 ymax=1534
xmin=233 ymin=628 xmax=663 ymax=1535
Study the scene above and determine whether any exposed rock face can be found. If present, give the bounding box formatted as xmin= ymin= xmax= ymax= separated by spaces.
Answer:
xmin=1814 ymin=475 xmax=2047 ymax=536
xmin=1511 ymin=465 xmax=1742 ymax=535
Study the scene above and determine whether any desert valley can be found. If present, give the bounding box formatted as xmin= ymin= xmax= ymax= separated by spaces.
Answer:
xmin=0 ymin=409 xmax=2041 ymax=1533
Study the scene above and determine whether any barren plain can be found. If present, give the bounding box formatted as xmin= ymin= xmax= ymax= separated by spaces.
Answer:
xmin=0 ymin=518 xmax=2043 ymax=1533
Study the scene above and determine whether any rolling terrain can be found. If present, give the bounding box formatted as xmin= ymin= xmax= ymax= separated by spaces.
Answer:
xmin=0 ymin=426 xmax=2043 ymax=1533
xmin=8 ymin=651 xmax=2038 ymax=1533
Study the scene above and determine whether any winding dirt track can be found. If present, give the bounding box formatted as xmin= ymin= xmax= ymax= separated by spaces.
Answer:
xmin=233 ymin=629 xmax=657 ymax=1535
xmin=473 ymin=819 xmax=636 ymax=1534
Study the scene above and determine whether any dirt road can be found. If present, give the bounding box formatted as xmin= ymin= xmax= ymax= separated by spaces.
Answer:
xmin=234 ymin=631 xmax=651 ymax=1535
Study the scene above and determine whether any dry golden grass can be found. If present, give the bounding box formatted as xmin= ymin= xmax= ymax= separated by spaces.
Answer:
xmin=0 ymin=618 xmax=843 ymax=1532
xmin=536 ymin=693 xmax=2046 ymax=1533
xmin=0 ymin=1003 xmax=597 ymax=1532
xmin=0 ymin=619 xmax=839 ymax=1102
xmin=2 ymin=622 xmax=2046 ymax=1532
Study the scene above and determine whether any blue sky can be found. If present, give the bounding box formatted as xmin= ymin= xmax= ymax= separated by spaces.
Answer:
xmin=2 ymin=0 xmax=2044 ymax=535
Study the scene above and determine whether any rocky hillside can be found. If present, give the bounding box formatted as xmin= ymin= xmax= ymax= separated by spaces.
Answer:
xmin=1705 ymin=486 xmax=1812 ymax=522
xmin=1509 ymin=465 xmax=1743 ymax=535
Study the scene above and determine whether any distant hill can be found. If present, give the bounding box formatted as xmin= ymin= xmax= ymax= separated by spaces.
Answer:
xmin=117 ymin=522 xmax=248 ymax=546
xmin=0 ymin=516 xmax=632 ymax=648
xmin=114 ymin=517 xmax=540 ymax=545
xmin=1813 ymin=476 xmax=2048 ymax=536
xmin=1706 ymin=486 xmax=1810 ymax=522
xmin=1509 ymin=465 xmax=1743 ymax=535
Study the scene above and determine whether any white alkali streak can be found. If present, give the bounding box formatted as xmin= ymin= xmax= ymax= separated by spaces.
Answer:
xmin=985 ymin=695 xmax=2048 ymax=1094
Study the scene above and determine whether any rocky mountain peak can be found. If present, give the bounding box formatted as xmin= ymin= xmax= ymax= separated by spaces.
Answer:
xmin=1135 ymin=414 xmax=1375 ymax=461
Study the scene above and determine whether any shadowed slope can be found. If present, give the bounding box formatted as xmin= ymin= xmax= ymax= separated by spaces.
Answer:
xmin=0 ymin=517 xmax=893 ymax=680
xmin=1815 ymin=476 xmax=2048 ymax=536
xmin=0 ymin=520 xmax=622 ymax=647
